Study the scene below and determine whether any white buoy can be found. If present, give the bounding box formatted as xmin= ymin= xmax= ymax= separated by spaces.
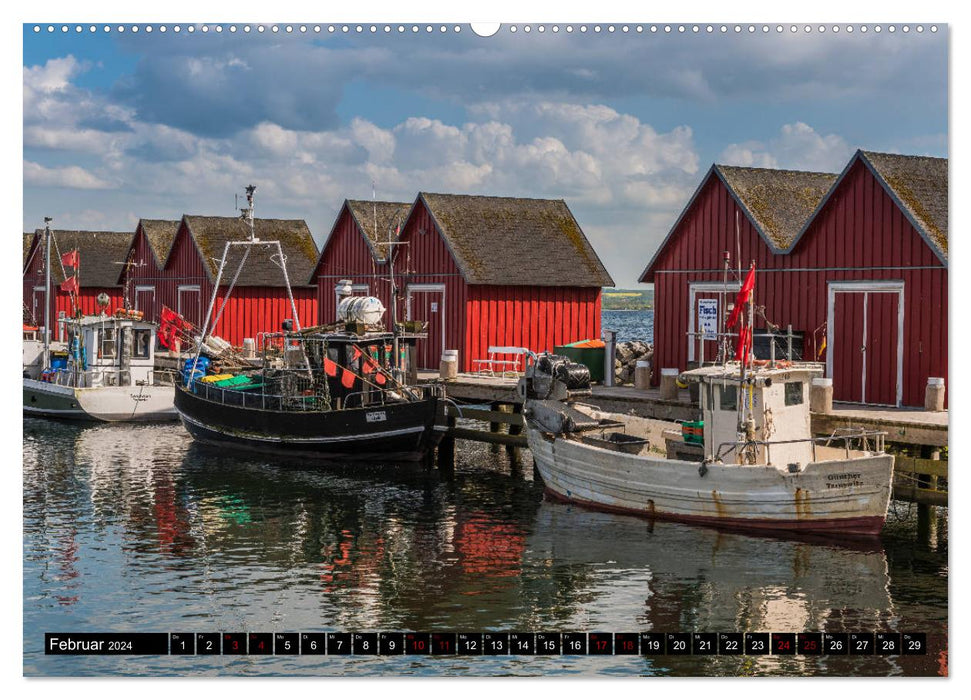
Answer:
xmin=338 ymin=296 xmax=386 ymax=325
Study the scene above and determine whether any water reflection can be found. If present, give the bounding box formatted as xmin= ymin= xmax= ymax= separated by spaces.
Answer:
xmin=23 ymin=418 xmax=946 ymax=676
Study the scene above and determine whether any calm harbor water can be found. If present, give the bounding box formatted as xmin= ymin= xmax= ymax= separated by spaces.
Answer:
xmin=601 ymin=308 xmax=654 ymax=343
xmin=24 ymin=414 xmax=947 ymax=677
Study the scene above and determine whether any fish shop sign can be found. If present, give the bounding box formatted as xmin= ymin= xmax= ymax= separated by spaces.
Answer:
xmin=698 ymin=298 xmax=719 ymax=341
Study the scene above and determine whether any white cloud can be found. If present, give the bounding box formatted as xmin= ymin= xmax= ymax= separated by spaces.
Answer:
xmin=23 ymin=161 xmax=112 ymax=190
xmin=23 ymin=55 xmax=85 ymax=93
xmin=719 ymin=122 xmax=853 ymax=172
xmin=20 ymin=57 xmax=706 ymax=284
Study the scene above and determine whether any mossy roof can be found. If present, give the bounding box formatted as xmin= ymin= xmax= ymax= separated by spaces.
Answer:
xmin=345 ymin=200 xmax=412 ymax=262
xmin=183 ymin=216 xmax=319 ymax=287
xmin=715 ymin=165 xmax=838 ymax=250
xmin=23 ymin=232 xmax=36 ymax=269
xmin=138 ymin=219 xmax=181 ymax=268
xmin=30 ymin=229 xmax=134 ymax=286
xmin=417 ymin=192 xmax=614 ymax=287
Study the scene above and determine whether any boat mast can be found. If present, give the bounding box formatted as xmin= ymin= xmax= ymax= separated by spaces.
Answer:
xmin=388 ymin=213 xmax=401 ymax=376
xmin=43 ymin=217 xmax=52 ymax=370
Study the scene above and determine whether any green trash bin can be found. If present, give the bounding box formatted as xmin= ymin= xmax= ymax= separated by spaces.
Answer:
xmin=552 ymin=340 xmax=605 ymax=383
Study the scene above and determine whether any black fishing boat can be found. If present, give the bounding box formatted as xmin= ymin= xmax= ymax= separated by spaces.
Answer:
xmin=173 ymin=185 xmax=445 ymax=462
xmin=175 ymin=330 xmax=445 ymax=461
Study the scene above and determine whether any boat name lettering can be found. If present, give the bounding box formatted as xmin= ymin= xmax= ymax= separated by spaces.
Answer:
xmin=366 ymin=411 xmax=387 ymax=423
xmin=825 ymin=472 xmax=865 ymax=489
xmin=130 ymin=393 xmax=150 ymax=402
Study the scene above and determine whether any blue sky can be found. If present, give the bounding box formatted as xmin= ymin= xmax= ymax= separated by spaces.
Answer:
xmin=23 ymin=23 xmax=948 ymax=286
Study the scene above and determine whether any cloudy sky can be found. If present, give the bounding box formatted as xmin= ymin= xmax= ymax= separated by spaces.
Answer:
xmin=23 ymin=23 xmax=947 ymax=286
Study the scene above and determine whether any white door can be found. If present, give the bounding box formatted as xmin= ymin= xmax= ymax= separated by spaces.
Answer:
xmin=688 ymin=281 xmax=739 ymax=364
xmin=134 ymin=286 xmax=156 ymax=322
xmin=32 ymin=286 xmax=45 ymax=329
xmin=827 ymin=281 xmax=904 ymax=406
xmin=406 ymin=284 xmax=446 ymax=370
xmin=177 ymin=285 xmax=202 ymax=329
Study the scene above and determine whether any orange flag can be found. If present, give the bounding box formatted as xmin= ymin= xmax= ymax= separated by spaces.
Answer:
xmin=375 ymin=373 xmax=386 ymax=386
xmin=341 ymin=368 xmax=356 ymax=389
xmin=323 ymin=357 xmax=338 ymax=377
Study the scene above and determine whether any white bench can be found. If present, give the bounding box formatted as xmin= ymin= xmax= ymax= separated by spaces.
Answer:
xmin=472 ymin=346 xmax=530 ymax=377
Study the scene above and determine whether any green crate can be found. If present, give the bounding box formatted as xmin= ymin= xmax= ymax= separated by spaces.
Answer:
xmin=553 ymin=342 xmax=605 ymax=383
xmin=681 ymin=420 xmax=704 ymax=445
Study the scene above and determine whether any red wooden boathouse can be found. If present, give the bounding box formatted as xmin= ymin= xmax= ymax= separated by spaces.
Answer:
xmin=310 ymin=199 xmax=411 ymax=325
xmin=393 ymin=193 xmax=614 ymax=371
xmin=23 ymin=229 xmax=133 ymax=339
xmin=121 ymin=219 xmax=181 ymax=323
xmin=640 ymin=150 xmax=947 ymax=407
xmin=121 ymin=215 xmax=319 ymax=346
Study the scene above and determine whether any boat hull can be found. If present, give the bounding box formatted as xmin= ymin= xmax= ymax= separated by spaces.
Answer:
xmin=526 ymin=426 xmax=893 ymax=536
xmin=175 ymin=385 xmax=444 ymax=462
xmin=23 ymin=379 xmax=177 ymax=422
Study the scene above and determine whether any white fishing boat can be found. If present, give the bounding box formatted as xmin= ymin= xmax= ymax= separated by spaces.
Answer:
xmin=22 ymin=219 xmax=177 ymax=422
xmin=522 ymin=356 xmax=893 ymax=536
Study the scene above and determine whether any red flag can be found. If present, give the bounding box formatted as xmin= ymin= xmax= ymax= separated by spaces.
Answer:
xmin=341 ymin=368 xmax=356 ymax=389
xmin=160 ymin=306 xmax=179 ymax=324
xmin=363 ymin=358 xmax=378 ymax=374
xmin=375 ymin=373 xmax=386 ymax=386
xmin=323 ymin=357 xmax=338 ymax=377
xmin=734 ymin=326 xmax=752 ymax=363
xmin=351 ymin=347 xmax=362 ymax=361
xmin=60 ymin=249 xmax=78 ymax=268
xmin=60 ymin=275 xmax=79 ymax=294
xmin=727 ymin=263 xmax=756 ymax=329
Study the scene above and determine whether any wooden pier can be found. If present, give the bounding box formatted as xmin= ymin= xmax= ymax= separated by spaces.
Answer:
xmin=426 ymin=372 xmax=948 ymax=508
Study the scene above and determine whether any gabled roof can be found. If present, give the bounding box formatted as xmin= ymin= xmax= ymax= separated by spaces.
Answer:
xmin=182 ymin=216 xmax=319 ymax=287
xmin=639 ymin=164 xmax=838 ymax=282
xmin=137 ymin=219 xmax=181 ymax=268
xmin=785 ymin=150 xmax=948 ymax=264
xmin=345 ymin=200 xmax=411 ymax=263
xmin=715 ymin=165 xmax=838 ymax=250
xmin=23 ymin=232 xmax=37 ymax=270
xmin=29 ymin=230 xmax=134 ymax=287
xmin=414 ymin=192 xmax=614 ymax=287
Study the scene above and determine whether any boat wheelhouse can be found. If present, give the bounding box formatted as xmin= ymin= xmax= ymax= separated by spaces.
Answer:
xmin=23 ymin=311 xmax=177 ymax=421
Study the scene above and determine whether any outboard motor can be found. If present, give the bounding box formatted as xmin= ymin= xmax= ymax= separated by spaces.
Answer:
xmin=519 ymin=352 xmax=592 ymax=402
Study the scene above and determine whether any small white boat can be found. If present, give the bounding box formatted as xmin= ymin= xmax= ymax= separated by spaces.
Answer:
xmin=23 ymin=219 xmax=176 ymax=423
xmin=521 ymin=356 xmax=893 ymax=536
xmin=24 ymin=312 xmax=177 ymax=422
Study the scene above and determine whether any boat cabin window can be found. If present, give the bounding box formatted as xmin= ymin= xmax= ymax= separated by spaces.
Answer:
xmin=100 ymin=327 xmax=117 ymax=358
xmin=785 ymin=381 xmax=804 ymax=406
xmin=133 ymin=329 xmax=152 ymax=359
xmin=719 ymin=384 xmax=737 ymax=411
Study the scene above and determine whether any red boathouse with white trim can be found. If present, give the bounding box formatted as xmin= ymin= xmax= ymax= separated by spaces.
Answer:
xmin=640 ymin=150 xmax=947 ymax=407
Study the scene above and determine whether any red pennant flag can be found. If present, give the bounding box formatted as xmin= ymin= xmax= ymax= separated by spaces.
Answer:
xmin=341 ymin=368 xmax=356 ymax=389
xmin=363 ymin=358 xmax=378 ymax=374
xmin=160 ymin=306 xmax=179 ymax=324
xmin=351 ymin=347 xmax=362 ymax=361
xmin=60 ymin=275 xmax=79 ymax=294
xmin=727 ymin=263 xmax=756 ymax=329
xmin=375 ymin=373 xmax=386 ymax=386
xmin=735 ymin=328 xmax=752 ymax=363
xmin=323 ymin=357 xmax=338 ymax=377
xmin=60 ymin=249 xmax=79 ymax=268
